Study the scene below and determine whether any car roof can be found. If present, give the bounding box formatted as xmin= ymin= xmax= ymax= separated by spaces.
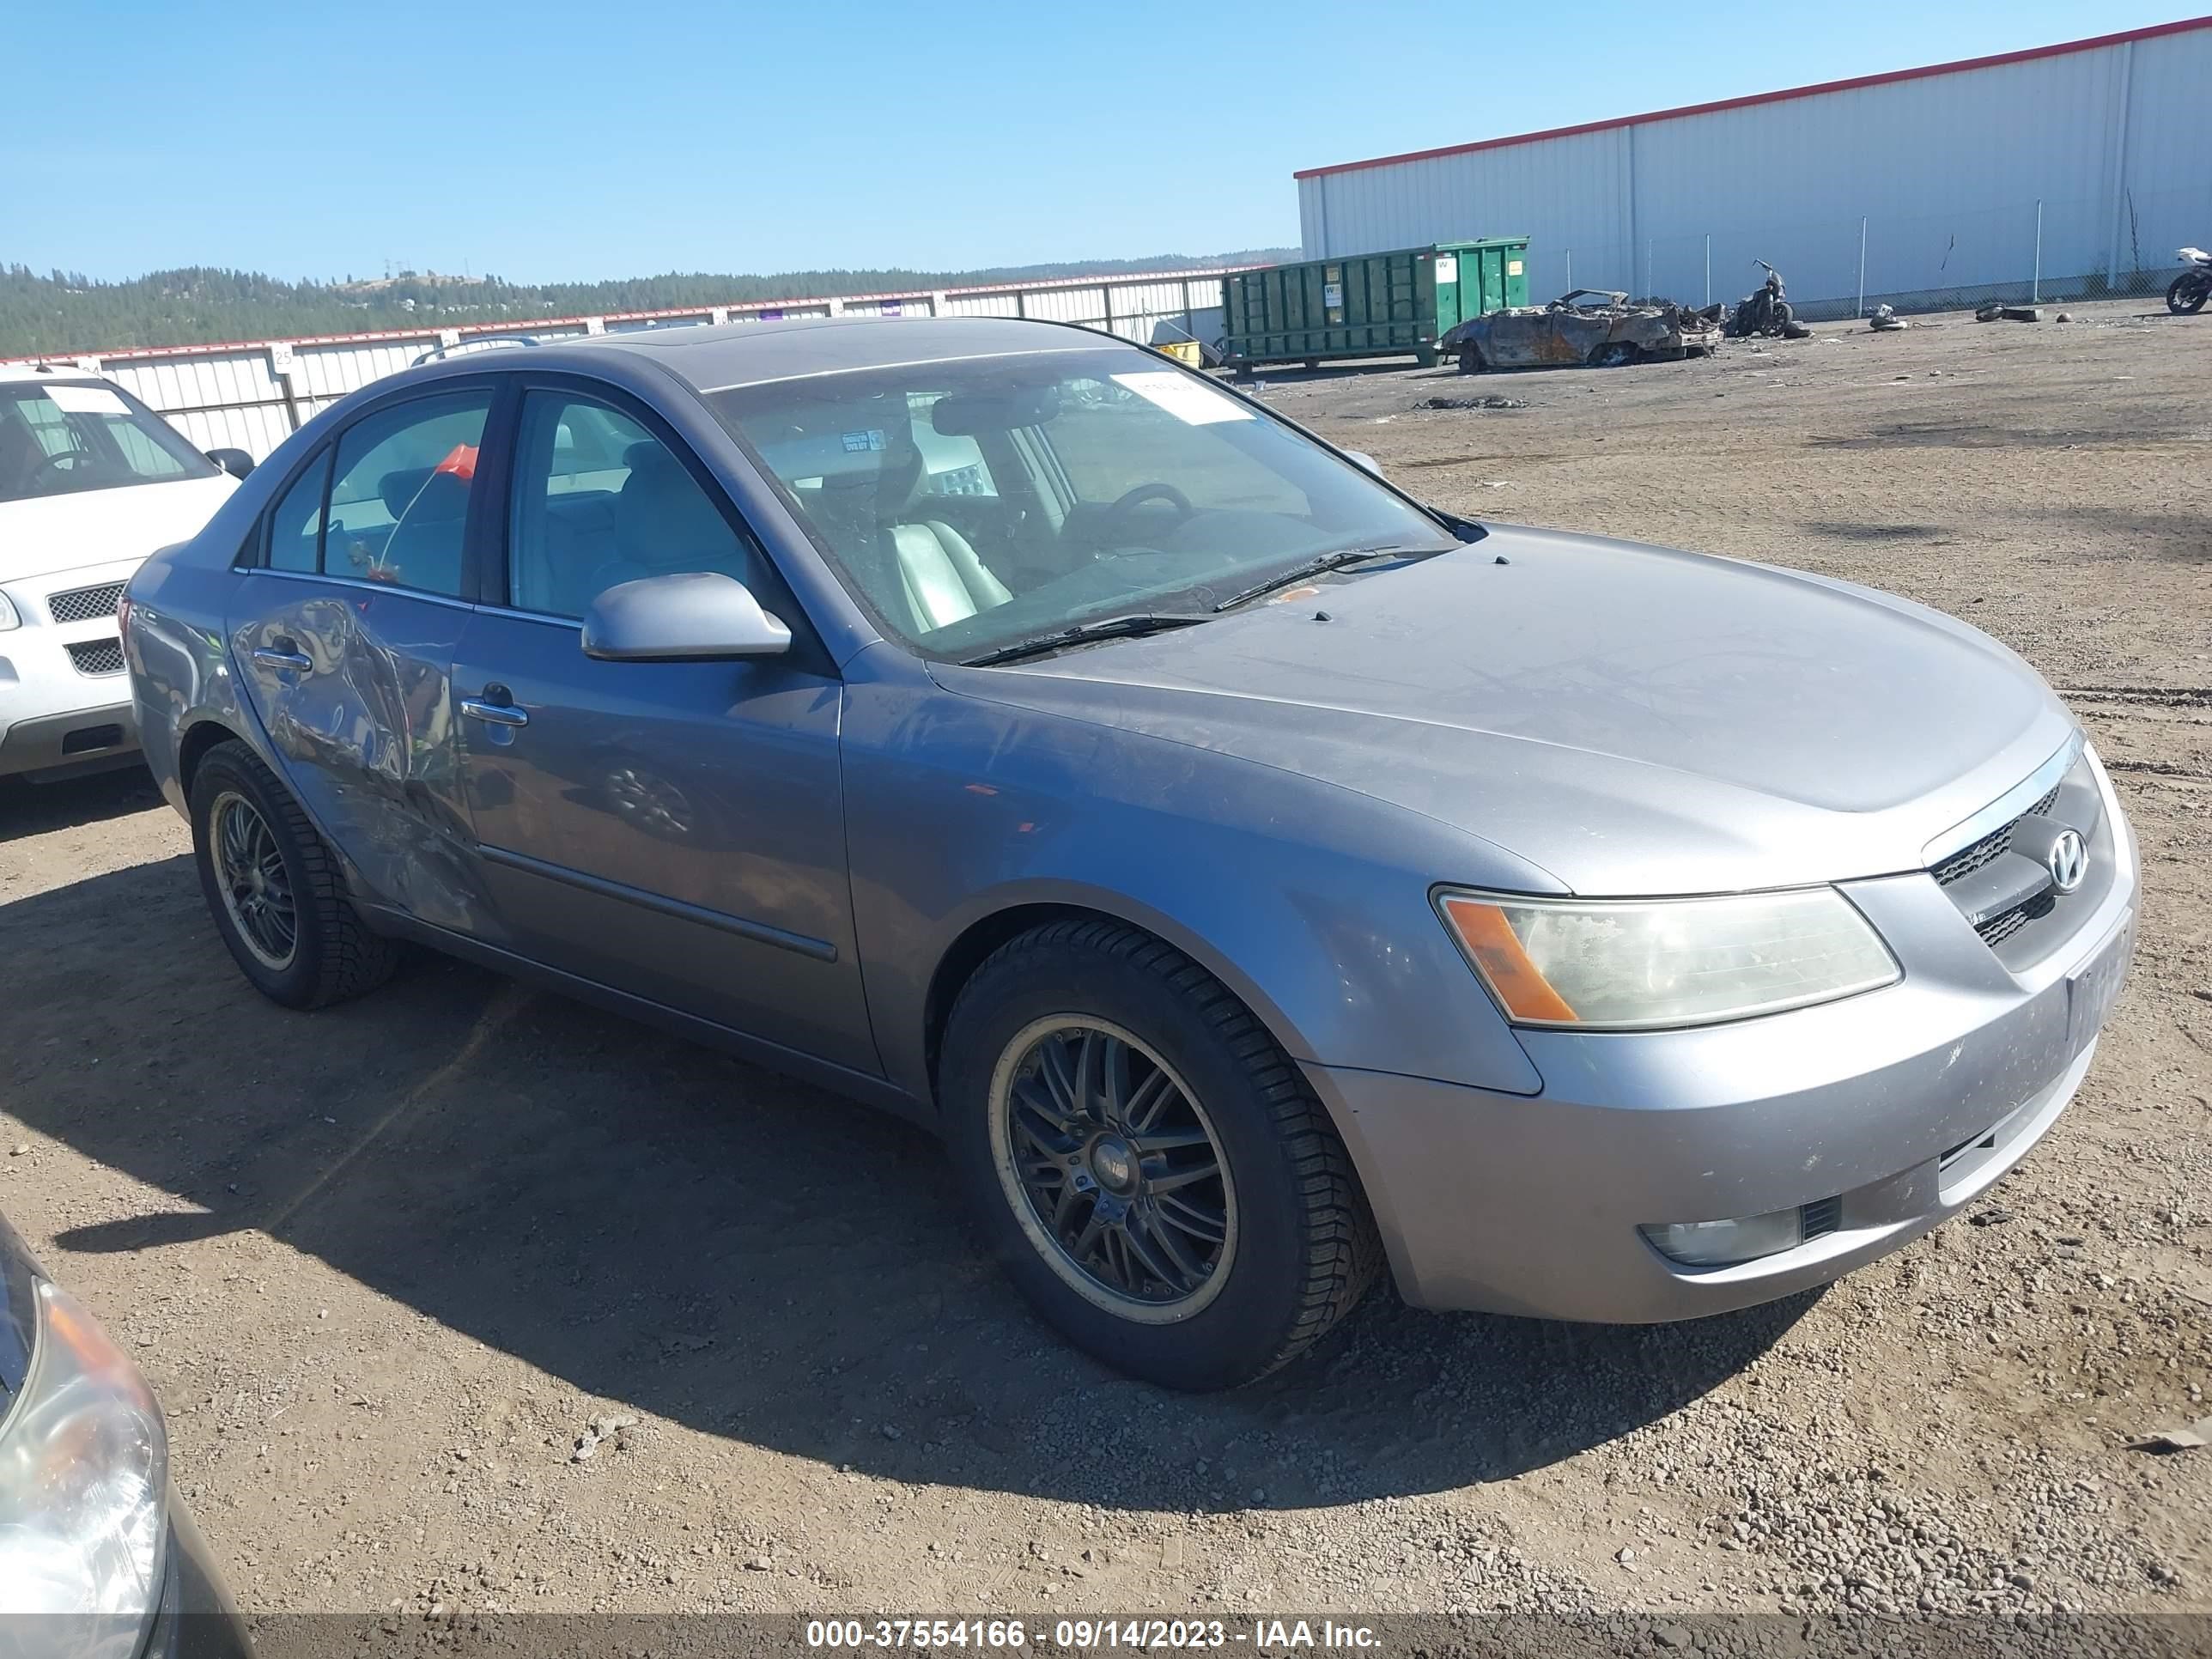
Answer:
xmin=0 ymin=362 xmax=110 ymax=386
xmin=558 ymin=313 xmax=1130 ymax=392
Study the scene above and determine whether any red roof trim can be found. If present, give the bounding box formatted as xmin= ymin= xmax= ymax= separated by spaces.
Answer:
xmin=0 ymin=264 xmax=1261 ymax=367
xmin=1294 ymin=15 xmax=2212 ymax=180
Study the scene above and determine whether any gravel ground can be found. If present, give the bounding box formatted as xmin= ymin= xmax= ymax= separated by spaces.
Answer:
xmin=1 ymin=296 xmax=2208 ymax=1630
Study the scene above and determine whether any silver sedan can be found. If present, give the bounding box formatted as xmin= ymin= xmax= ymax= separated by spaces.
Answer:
xmin=123 ymin=316 xmax=2136 ymax=1390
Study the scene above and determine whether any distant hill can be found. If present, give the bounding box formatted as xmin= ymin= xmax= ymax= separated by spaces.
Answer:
xmin=0 ymin=252 xmax=1298 ymax=356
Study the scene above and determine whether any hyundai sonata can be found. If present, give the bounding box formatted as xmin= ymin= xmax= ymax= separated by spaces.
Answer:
xmin=122 ymin=316 xmax=2136 ymax=1389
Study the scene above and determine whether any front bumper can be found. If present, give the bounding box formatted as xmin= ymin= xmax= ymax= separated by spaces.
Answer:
xmin=0 ymin=701 xmax=138 ymax=779
xmin=1314 ymin=765 xmax=2138 ymax=1323
xmin=0 ymin=558 xmax=142 ymax=779
xmin=158 ymin=1493 xmax=253 ymax=1659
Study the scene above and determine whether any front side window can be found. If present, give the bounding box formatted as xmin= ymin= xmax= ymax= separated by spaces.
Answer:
xmin=0 ymin=380 xmax=218 ymax=504
xmin=507 ymin=391 xmax=765 ymax=618
xmin=323 ymin=392 xmax=491 ymax=598
xmin=708 ymin=347 xmax=1451 ymax=660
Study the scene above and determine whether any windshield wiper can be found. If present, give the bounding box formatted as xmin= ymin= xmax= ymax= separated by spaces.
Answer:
xmin=1211 ymin=544 xmax=1447 ymax=612
xmin=961 ymin=612 xmax=1212 ymax=667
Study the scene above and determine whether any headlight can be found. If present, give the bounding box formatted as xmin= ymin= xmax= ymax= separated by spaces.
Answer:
xmin=0 ymin=591 xmax=20 ymax=631
xmin=0 ymin=1282 xmax=169 ymax=1657
xmin=1436 ymin=886 xmax=1899 ymax=1030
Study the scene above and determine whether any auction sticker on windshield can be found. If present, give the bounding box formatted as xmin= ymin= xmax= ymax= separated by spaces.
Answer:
xmin=41 ymin=383 xmax=131 ymax=416
xmin=1110 ymin=371 xmax=1253 ymax=426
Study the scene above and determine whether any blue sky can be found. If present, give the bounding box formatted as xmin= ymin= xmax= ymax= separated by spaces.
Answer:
xmin=6 ymin=1 xmax=2185 ymax=283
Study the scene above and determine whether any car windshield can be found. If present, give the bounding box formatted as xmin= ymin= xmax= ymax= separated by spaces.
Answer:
xmin=0 ymin=379 xmax=219 ymax=504
xmin=707 ymin=346 xmax=1455 ymax=659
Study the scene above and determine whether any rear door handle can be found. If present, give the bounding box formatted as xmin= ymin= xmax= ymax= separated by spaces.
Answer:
xmin=251 ymin=647 xmax=312 ymax=672
xmin=459 ymin=696 xmax=528 ymax=728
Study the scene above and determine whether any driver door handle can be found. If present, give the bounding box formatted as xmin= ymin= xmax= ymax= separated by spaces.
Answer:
xmin=251 ymin=646 xmax=312 ymax=672
xmin=459 ymin=694 xmax=528 ymax=729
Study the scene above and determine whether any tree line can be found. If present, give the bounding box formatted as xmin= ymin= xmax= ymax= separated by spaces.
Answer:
xmin=0 ymin=252 xmax=1295 ymax=356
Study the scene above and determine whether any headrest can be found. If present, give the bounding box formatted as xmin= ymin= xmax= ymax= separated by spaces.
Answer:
xmin=379 ymin=467 xmax=432 ymax=519
xmin=379 ymin=466 xmax=471 ymax=523
xmin=624 ymin=440 xmax=680 ymax=477
xmin=615 ymin=444 xmax=732 ymax=562
xmin=748 ymin=394 xmax=921 ymax=492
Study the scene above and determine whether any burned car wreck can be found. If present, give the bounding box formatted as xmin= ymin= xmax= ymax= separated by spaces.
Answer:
xmin=1445 ymin=290 xmax=1723 ymax=371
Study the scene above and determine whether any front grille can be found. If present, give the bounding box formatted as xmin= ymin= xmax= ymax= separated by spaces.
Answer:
xmin=64 ymin=638 xmax=126 ymax=677
xmin=1799 ymin=1195 xmax=1843 ymax=1242
xmin=46 ymin=581 xmax=126 ymax=624
xmin=1932 ymin=784 xmax=2061 ymax=887
xmin=1977 ymin=892 xmax=2055 ymax=947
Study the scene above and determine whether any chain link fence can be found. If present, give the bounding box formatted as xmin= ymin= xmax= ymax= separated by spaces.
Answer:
xmin=1550 ymin=185 xmax=2209 ymax=321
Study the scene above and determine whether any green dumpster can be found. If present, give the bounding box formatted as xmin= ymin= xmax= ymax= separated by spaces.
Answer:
xmin=1221 ymin=238 xmax=1530 ymax=374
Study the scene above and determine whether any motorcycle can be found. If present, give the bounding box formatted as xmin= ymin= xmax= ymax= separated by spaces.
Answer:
xmin=1727 ymin=260 xmax=1814 ymax=340
xmin=2168 ymin=247 xmax=2212 ymax=316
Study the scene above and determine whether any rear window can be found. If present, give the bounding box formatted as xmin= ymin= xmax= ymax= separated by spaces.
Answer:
xmin=0 ymin=380 xmax=217 ymax=503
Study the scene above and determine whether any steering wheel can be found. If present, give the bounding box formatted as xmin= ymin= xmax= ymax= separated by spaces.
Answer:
xmin=29 ymin=448 xmax=96 ymax=488
xmin=1102 ymin=481 xmax=1196 ymax=542
xmin=1109 ymin=481 xmax=1194 ymax=519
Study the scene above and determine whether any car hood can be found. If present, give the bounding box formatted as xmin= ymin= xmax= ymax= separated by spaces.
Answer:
xmin=932 ymin=525 xmax=2075 ymax=894
xmin=0 ymin=473 xmax=236 ymax=586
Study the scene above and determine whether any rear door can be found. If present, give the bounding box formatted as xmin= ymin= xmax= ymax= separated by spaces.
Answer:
xmin=228 ymin=385 xmax=495 ymax=933
xmin=448 ymin=380 xmax=876 ymax=1073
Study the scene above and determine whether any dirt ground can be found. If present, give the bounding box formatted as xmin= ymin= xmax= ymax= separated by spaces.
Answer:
xmin=2 ymin=296 xmax=2208 ymax=1628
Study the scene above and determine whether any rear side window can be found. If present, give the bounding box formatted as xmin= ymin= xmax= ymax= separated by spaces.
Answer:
xmin=322 ymin=392 xmax=491 ymax=598
xmin=266 ymin=451 xmax=331 ymax=573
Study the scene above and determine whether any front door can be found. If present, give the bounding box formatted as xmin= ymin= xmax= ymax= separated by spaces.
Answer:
xmin=228 ymin=387 xmax=493 ymax=932
xmin=450 ymin=385 xmax=876 ymax=1074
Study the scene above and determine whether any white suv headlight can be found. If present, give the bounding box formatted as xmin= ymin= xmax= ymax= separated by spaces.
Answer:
xmin=0 ymin=592 xmax=20 ymax=631
xmin=1437 ymin=886 xmax=1899 ymax=1030
xmin=0 ymin=1282 xmax=169 ymax=1657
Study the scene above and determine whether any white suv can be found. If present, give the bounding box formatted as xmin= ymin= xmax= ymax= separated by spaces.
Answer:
xmin=0 ymin=365 xmax=240 ymax=780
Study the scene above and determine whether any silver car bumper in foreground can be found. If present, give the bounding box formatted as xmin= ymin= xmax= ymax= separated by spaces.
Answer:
xmin=1311 ymin=778 xmax=2138 ymax=1324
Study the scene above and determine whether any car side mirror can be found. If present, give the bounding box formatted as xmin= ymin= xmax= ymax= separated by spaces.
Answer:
xmin=207 ymin=447 xmax=256 ymax=479
xmin=580 ymin=571 xmax=792 ymax=662
xmin=1343 ymin=449 xmax=1384 ymax=477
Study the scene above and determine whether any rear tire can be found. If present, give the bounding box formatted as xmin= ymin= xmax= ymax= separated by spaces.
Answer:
xmin=189 ymin=740 xmax=403 ymax=1010
xmin=940 ymin=920 xmax=1379 ymax=1391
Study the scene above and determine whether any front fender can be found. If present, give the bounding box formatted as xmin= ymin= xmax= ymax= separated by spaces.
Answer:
xmin=841 ymin=657 xmax=1548 ymax=1104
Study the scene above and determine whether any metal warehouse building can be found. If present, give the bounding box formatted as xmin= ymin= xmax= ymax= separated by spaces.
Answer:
xmin=1295 ymin=16 xmax=2211 ymax=318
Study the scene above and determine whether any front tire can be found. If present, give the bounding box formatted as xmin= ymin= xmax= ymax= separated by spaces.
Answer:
xmin=189 ymin=740 xmax=402 ymax=1009
xmin=2169 ymin=272 xmax=2209 ymax=315
xmin=941 ymin=920 xmax=1378 ymax=1390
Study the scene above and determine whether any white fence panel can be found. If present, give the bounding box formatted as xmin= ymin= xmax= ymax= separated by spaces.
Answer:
xmin=9 ymin=267 xmax=1256 ymax=459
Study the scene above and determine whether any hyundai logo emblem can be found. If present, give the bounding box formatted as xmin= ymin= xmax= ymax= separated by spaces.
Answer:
xmin=2046 ymin=829 xmax=2088 ymax=895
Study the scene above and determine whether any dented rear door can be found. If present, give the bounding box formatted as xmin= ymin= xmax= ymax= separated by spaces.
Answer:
xmin=228 ymin=385 xmax=498 ymax=936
